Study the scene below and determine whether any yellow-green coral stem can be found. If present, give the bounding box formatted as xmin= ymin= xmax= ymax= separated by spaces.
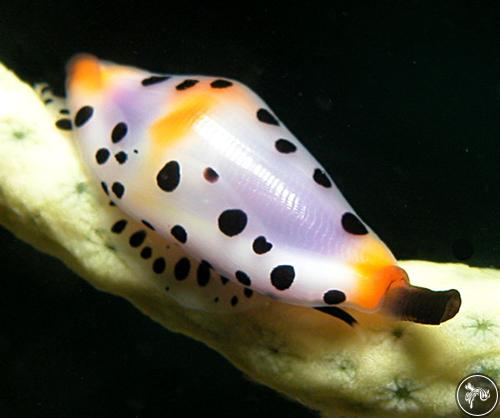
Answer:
xmin=0 ymin=62 xmax=498 ymax=418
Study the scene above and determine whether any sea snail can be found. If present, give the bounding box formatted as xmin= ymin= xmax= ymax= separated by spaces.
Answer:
xmin=51 ymin=54 xmax=461 ymax=326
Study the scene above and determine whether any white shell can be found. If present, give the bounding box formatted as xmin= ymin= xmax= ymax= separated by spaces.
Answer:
xmin=64 ymin=55 xmax=409 ymax=316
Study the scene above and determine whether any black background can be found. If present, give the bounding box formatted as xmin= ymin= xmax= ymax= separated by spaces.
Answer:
xmin=0 ymin=2 xmax=499 ymax=417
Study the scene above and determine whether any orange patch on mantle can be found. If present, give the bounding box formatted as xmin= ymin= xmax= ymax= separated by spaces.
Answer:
xmin=149 ymin=91 xmax=217 ymax=149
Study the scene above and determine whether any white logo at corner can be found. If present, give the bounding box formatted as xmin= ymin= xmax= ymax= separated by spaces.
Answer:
xmin=456 ymin=374 xmax=499 ymax=417
xmin=465 ymin=382 xmax=491 ymax=409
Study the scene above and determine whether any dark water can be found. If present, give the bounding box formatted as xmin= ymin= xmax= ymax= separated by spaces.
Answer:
xmin=0 ymin=2 xmax=499 ymax=417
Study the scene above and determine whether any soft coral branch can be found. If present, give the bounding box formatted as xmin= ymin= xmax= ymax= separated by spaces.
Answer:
xmin=0 ymin=62 xmax=498 ymax=418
